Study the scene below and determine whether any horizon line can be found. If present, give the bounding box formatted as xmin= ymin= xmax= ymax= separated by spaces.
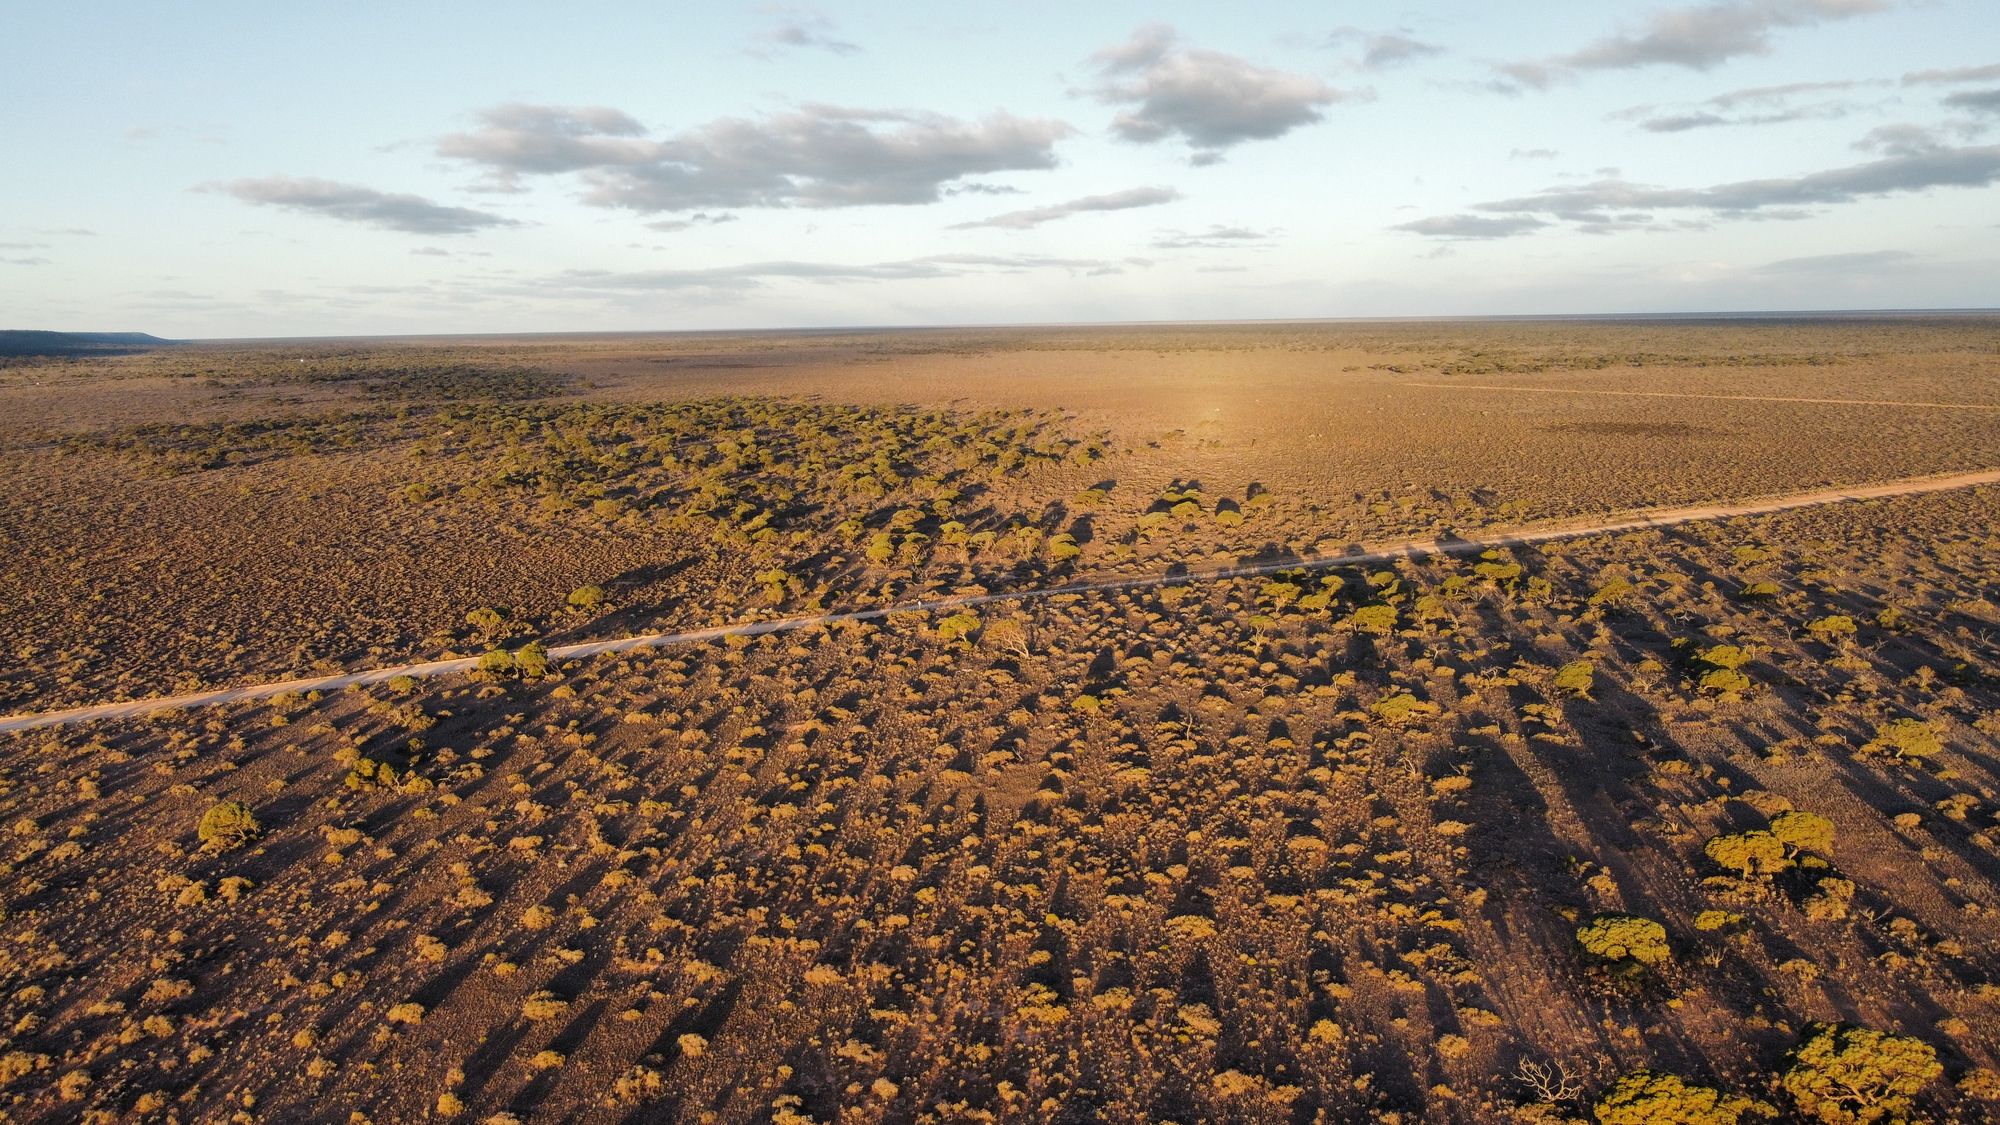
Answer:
xmin=17 ymin=306 xmax=2000 ymax=346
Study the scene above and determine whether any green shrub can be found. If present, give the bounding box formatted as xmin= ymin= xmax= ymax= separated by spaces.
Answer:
xmin=754 ymin=569 xmax=791 ymax=602
xmin=197 ymin=801 xmax=260 ymax=849
xmin=1589 ymin=576 xmax=1636 ymax=608
xmin=935 ymin=611 xmax=981 ymax=644
xmin=345 ymin=757 xmax=404 ymax=791
xmin=566 ymin=585 xmax=605 ymax=612
xmin=513 ymin=642 xmax=550 ymax=679
xmin=1553 ymin=660 xmax=1595 ymax=699
xmin=1768 ymin=811 xmax=1834 ymax=858
xmin=1804 ymin=615 xmax=1857 ymax=645
xmin=478 ymin=643 xmax=551 ymax=679
xmin=1693 ymin=909 xmax=1744 ymax=932
xmin=1781 ymin=1024 xmax=1939 ymax=1124
xmin=1260 ymin=577 xmax=1303 ymax=610
xmin=1862 ymin=719 xmax=1940 ymax=761
xmin=1369 ymin=692 xmax=1439 ymax=725
xmin=1704 ymin=830 xmax=1791 ymax=878
xmin=1694 ymin=644 xmax=1752 ymax=670
xmin=1594 ymin=1071 xmax=1761 ymax=1125
xmin=1345 ymin=604 xmax=1398 ymax=635
xmin=1575 ymin=913 xmax=1670 ymax=967
xmin=465 ymin=606 xmax=507 ymax=635
xmin=1803 ymin=877 xmax=1855 ymax=922
xmin=1698 ymin=667 xmax=1753 ymax=696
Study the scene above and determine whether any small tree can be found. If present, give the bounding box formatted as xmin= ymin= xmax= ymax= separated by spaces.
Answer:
xmin=1589 ymin=575 xmax=1636 ymax=609
xmin=982 ymin=617 xmax=1033 ymax=659
xmin=1782 ymin=1024 xmax=1939 ymax=1124
xmin=935 ymin=611 xmax=981 ymax=645
xmin=198 ymin=800 xmax=260 ymax=850
xmin=513 ymin=642 xmax=551 ymax=679
xmin=465 ymin=606 xmax=507 ymax=637
xmin=1553 ymin=659 xmax=1595 ymax=699
xmin=1768 ymin=811 xmax=1834 ymax=859
xmin=1594 ymin=1071 xmax=1761 ymax=1125
xmin=1345 ymin=604 xmax=1398 ymax=635
xmin=1704 ymin=830 xmax=1792 ymax=878
xmin=1474 ymin=558 xmax=1523 ymax=589
xmin=1575 ymin=913 xmax=1671 ymax=968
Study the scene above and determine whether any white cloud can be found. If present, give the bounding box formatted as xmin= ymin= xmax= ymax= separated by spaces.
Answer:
xmin=439 ymin=103 xmax=1073 ymax=212
xmin=207 ymin=177 xmax=519 ymax=235
xmin=1089 ymin=26 xmax=1354 ymax=162
xmin=949 ymin=186 xmax=1181 ymax=230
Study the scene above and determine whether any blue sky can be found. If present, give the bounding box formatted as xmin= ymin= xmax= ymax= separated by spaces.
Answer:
xmin=4 ymin=1 xmax=1997 ymax=337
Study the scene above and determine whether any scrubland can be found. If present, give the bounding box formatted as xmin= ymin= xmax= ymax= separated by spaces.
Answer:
xmin=0 ymin=317 xmax=1997 ymax=1122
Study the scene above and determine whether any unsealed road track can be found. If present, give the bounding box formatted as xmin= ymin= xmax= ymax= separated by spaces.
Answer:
xmin=5 ymin=467 xmax=1999 ymax=734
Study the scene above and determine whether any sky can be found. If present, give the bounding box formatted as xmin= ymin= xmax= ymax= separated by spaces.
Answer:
xmin=3 ymin=0 xmax=1998 ymax=338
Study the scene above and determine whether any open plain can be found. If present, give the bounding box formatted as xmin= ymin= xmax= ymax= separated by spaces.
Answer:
xmin=2 ymin=317 xmax=1999 ymax=1123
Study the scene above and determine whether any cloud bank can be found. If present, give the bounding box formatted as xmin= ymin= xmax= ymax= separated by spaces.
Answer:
xmin=1396 ymin=131 xmax=2000 ymax=238
xmin=1902 ymin=63 xmax=2000 ymax=86
xmin=541 ymin=252 xmax=1137 ymax=295
xmin=209 ymin=177 xmax=519 ymax=234
xmin=1151 ymin=225 xmax=1275 ymax=250
xmin=950 ymin=186 xmax=1180 ymax=230
xmin=1500 ymin=0 xmax=1890 ymax=89
xmin=1619 ymin=79 xmax=1878 ymax=132
xmin=439 ymin=103 xmax=1071 ymax=212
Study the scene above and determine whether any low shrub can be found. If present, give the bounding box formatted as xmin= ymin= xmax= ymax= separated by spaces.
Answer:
xmin=1576 ymin=913 xmax=1670 ymax=967
xmin=197 ymin=800 xmax=260 ymax=849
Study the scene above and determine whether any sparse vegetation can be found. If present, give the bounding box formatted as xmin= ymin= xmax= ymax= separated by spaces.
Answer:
xmin=1 ymin=322 xmax=1997 ymax=1122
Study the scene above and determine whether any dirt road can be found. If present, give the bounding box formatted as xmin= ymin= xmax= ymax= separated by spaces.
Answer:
xmin=6 ymin=466 xmax=1998 ymax=734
